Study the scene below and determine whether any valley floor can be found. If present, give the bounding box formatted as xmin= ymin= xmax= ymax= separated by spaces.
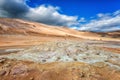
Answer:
xmin=0 ymin=35 xmax=120 ymax=80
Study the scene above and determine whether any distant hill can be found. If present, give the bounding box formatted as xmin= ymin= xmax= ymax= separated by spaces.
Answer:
xmin=0 ymin=18 xmax=119 ymax=41
xmin=0 ymin=18 xmax=81 ymax=37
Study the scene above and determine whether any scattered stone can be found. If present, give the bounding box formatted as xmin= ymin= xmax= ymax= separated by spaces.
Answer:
xmin=43 ymin=47 xmax=49 ymax=51
xmin=0 ymin=58 xmax=6 ymax=63
xmin=11 ymin=64 xmax=28 ymax=75
xmin=93 ymin=62 xmax=108 ymax=68
xmin=83 ymin=67 xmax=90 ymax=72
xmin=96 ymin=52 xmax=100 ymax=55
xmin=92 ymin=73 xmax=103 ymax=80
xmin=72 ymin=67 xmax=76 ymax=71
xmin=40 ymin=69 xmax=45 ymax=72
xmin=0 ymin=70 xmax=6 ymax=76
xmin=67 ymin=53 xmax=70 ymax=56
xmin=42 ymin=59 xmax=46 ymax=62
xmin=30 ymin=77 xmax=34 ymax=80
xmin=73 ymin=58 xmax=77 ymax=61
xmin=4 ymin=63 xmax=11 ymax=68
xmin=56 ymin=57 xmax=61 ymax=61
xmin=83 ymin=57 xmax=87 ymax=60
xmin=57 ymin=42 xmax=64 ymax=48
xmin=79 ymin=72 xmax=85 ymax=78
xmin=85 ymin=46 xmax=89 ymax=50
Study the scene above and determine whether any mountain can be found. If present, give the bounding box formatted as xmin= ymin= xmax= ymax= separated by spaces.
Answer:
xmin=0 ymin=18 xmax=119 ymax=39
xmin=79 ymin=31 xmax=120 ymax=39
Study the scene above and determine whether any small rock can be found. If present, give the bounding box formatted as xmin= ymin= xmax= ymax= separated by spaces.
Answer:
xmin=72 ymin=67 xmax=76 ymax=71
xmin=96 ymin=52 xmax=100 ymax=55
xmin=57 ymin=42 xmax=65 ymax=47
xmin=0 ymin=70 xmax=6 ymax=76
xmin=42 ymin=59 xmax=46 ymax=62
xmin=56 ymin=57 xmax=61 ymax=61
xmin=67 ymin=53 xmax=70 ymax=56
xmin=93 ymin=62 xmax=108 ymax=68
xmin=11 ymin=64 xmax=28 ymax=75
xmin=83 ymin=67 xmax=90 ymax=72
xmin=4 ymin=63 xmax=11 ymax=68
xmin=83 ymin=57 xmax=87 ymax=60
xmin=0 ymin=58 xmax=6 ymax=63
xmin=79 ymin=72 xmax=85 ymax=78
xmin=73 ymin=58 xmax=77 ymax=61
xmin=30 ymin=77 xmax=34 ymax=80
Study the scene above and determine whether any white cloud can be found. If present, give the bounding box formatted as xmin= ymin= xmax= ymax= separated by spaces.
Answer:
xmin=79 ymin=10 xmax=120 ymax=32
xmin=0 ymin=0 xmax=80 ymax=27
xmin=113 ymin=10 xmax=120 ymax=16
xmin=78 ymin=17 xmax=86 ymax=22
xmin=97 ymin=13 xmax=105 ymax=18
xmin=24 ymin=5 xmax=79 ymax=27
xmin=97 ymin=13 xmax=111 ymax=19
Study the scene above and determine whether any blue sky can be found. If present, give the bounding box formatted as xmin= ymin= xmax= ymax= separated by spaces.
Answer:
xmin=0 ymin=0 xmax=120 ymax=32
xmin=26 ymin=0 xmax=120 ymax=19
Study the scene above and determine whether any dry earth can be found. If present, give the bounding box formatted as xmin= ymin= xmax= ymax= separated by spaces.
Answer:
xmin=0 ymin=58 xmax=120 ymax=80
xmin=0 ymin=18 xmax=120 ymax=80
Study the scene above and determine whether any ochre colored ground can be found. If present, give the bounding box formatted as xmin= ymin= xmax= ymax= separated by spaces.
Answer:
xmin=0 ymin=58 xmax=120 ymax=80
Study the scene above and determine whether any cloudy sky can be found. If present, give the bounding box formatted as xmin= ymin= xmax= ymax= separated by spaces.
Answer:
xmin=0 ymin=0 xmax=120 ymax=32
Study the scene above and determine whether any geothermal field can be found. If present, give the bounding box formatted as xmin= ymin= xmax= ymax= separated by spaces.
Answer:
xmin=0 ymin=18 xmax=120 ymax=80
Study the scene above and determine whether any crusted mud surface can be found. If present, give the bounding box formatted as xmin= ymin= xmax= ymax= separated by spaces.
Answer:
xmin=0 ymin=41 xmax=120 ymax=80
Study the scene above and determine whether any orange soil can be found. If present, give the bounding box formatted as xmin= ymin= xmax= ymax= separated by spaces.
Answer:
xmin=0 ymin=58 xmax=120 ymax=80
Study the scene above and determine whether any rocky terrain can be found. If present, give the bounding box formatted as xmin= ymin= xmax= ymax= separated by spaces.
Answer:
xmin=0 ymin=58 xmax=120 ymax=80
xmin=0 ymin=18 xmax=120 ymax=80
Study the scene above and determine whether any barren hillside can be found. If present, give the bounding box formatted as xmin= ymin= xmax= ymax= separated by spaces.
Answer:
xmin=0 ymin=18 xmax=81 ymax=37
xmin=0 ymin=18 xmax=119 ymax=42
